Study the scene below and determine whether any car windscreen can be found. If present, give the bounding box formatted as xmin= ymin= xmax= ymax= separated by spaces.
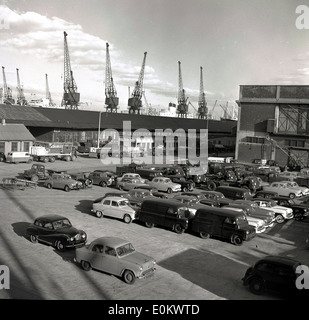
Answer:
xmin=116 ymin=243 xmax=135 ymax=256
xmin=53 ymin=219 xmax=72 ymax=229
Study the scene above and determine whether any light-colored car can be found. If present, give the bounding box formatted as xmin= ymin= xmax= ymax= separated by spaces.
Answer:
xmin=148 ymin=177 xmax=182 ymax=193
xmin=91 ymin=196 xmax=136 ymax=223
xmin=44 ymin=173 xmax=83 ymax=191
xmin=284 ymin=181 xmax=309 ymax=196
xmin=117 ymin=173 xmax=147 ymax=184
xmin=278 ymin=171 xmax=302 ymax=181
xmin=262 ymin=181 xmax=303 ymax=199
xmin=224 ymin=207 xmax=266 ymax=233
xmin=75 ymin=236 xmax=156 ymax=284
xmin=253 ymin=198 xmax=294 ymax=223
xmin=117 ymin=178 xmax=148 ymax=191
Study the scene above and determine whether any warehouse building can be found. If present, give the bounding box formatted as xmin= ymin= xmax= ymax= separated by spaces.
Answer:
xmin=0 ymin=103 xmax=236 ymax=156
xmin=236 ymin=85 xmax=309 ymax=168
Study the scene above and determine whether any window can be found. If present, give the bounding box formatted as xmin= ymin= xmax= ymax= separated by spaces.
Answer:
xmin=111 ymin=201 xmax=118 ymax=207
xmin=105 ymin=246 xmax=116 ymax=256
xmin=23 ymin=142 xmax=30 ymax=152
xmin=11 ymin=142 xmax=18 ymax=152
xmin=245 ymin=137 xmax=265 ymax=144
xmin=103 ymin=200 xmax=111 ymax=205
xmin=0 ymin=142 xmax=4 ymax=153
xmin=92 ymin=244 xmax=104 ymax=253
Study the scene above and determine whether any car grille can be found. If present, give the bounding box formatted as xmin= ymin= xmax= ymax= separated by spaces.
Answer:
xmin=141 ymin=267 xmax=156 ymax=278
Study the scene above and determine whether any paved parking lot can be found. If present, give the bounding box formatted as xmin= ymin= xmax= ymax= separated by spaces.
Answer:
xmin=0 ymin=155 xmax=309 ymax=301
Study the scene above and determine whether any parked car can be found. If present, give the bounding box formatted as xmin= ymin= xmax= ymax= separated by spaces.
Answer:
xmin=215 ymin=186 xmax=253 ymax=200
xmin=271 ymin=196 xmax=309 ymax=221
xmin=172 ymin=195 xmax=203 ymax=216
xmin=6 ymin=151 xmax=33 ymax=164
xmin=123 ymin=188 xmax=155 ymax=208
xmin=0 ymin=152 xmax=6 ymax=162
xmin=26 ymin=214 xmax=87 ymax=251
xmin=242 ymin=256 xmax=304 ymax=297
xmin=263 ymin=181 xmax=304 ymax=199
xmin=252 ymin=198 xmax=294 ymax=223
xmin=75 ymin=236 xmax=156 ymax=284
xmin=169 ymin=176 xmax=194 ymax=192
xmin=132 ymin=185 xmax=159 ymax=194
xmin=117 ymin=173 xmax=147 ymax=184
xmin=44 ymin=173 xmax=83 ymax=191
xmin=285 ymin=181 xmax=309 ymax=196
xmin=253 ymin=190 xmax=279 ymax=199
xmin=117 ymin=177 xmax=148 ymax=191
xmin=68 ymin=172 xmax=93 ymax=188
xmin=91 ymin=196 xmax=137 ymax=223
xmin=148 ymin=177 xmax=182 ymax=194
xmin=199 ymin=190 xmax=233 ymax=207
xmin=180 ymin=191 xmax=206 ymax=201
xmin=88 ymin=171 xmax=115 ymax=187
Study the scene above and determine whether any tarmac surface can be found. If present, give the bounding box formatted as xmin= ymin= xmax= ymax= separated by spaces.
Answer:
xmin=0 ymin=154 xmax=308 ymax=302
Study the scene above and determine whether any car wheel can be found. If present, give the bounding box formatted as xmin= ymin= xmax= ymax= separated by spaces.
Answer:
xmin=123 ymin=214 xmax=132 ymax=224
xmin=145 ymin=222 xmax=154 ymax=228
xmin=46 ymin=183 xmax=52 ymax=189
xmin=31 ymin=175 xmax=39 ymax=182
xmin=231 ymin=234 xmax=243 ymax=246
xmin=123 ymin=270 xmax=136 ymax=284
xmin=100 ymin=181 xmax=107 ymax=187
xmin=55 ymin=240 xmax=66 ymax=252
xmin=289 ymin=193 xmax=296 ymax=199
xmin=64 ymin=185 xmax=70 ymax=192
xmin=174 ymin=223 xmax=184 ymax=234
xmin=29 ymin=234 xmax=38 ymax=243
xmin=96 ymin=211 xmax=103 ymax=218
xmin=167 ymin=188 xmax=173 ymax=194
xmin=81 ymin=260 xmax=91 ymax=271
xmin=200 ymin=232 xmax=210 ymax=239
xmin=275 ymin=214 xmax=285 ymax=224
xmin=207 ymin=181 xmax=216 ymax=191
xmin=118 ymin=185 xmax=124 ymax=190
xmin=49 ymin=157 xmax=55 ymax=163
xmin=249 ymin=278 xmax=266 ymax=295
xmin=294 ymin=212 xmax=303 ymax=221
xmin=183 ymin=187 xmax=188 ymax=192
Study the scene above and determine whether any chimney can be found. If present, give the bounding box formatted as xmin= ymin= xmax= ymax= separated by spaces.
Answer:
xmin=1 ymin=119 xmax=5 ymax=125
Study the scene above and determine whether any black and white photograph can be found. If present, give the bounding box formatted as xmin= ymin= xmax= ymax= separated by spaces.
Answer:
xmin=1 ymin=0 xmax=309 ymax=308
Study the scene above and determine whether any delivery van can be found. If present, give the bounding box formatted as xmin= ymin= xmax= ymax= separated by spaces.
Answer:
xmin=6 ymin=152 xmax=33 ymax=164
xmin=190 ymin=206 xmax=256 ymax=245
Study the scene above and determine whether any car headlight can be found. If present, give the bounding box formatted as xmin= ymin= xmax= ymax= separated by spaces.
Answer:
xmin=139 ymin=266 xmax=143 ymax=271
xmin=70 ymin=237 xmax=75 ymax=241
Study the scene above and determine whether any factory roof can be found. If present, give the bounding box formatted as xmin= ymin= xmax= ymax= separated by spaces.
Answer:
xmin=0 ymin=104 xmax=236 ymax=133
xmin=0 ymin=122 xmax=35 ymax=141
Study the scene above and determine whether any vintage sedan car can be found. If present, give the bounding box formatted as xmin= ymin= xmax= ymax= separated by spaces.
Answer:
xmin=123 ymin=188 xmax=155 ymax=208
xmin=169 ymin=176 xmax=194 ymax=192
xmin=263 ymin=181 xmax=303 ymax=199
xmin=68 ymin=172 xmax=93 ymax=188
xmin=224 ymin=200 xmax=276 ymax=228
xmin=253 ymin=198 xmax=294 ymax=223
xmin=180 ymin=191 xmax=206 ymax=201
xmin=148 ymin=177 xmax=182 ymax=193
xmin=271 ymin=196 xmax=309 ymax=221
xmin=75 ymin=236 xmax=156 ymax=284
xmin=44 ymin=173 xmax=83 ymax=191
xmin=242 ymin=256 xmax=305 ymax=298
xmin=117 ymin=177 xmax=149 ymax=191
xmin=91 ymin=196 xmax=136 ymax=223
xmin=285 ymin=181 xmax=309 ymax=196
xmin=253 ymin=190 xmax=279 ymax=199
xmin=117 ymin=173 xmax=148 ymax=184
xmin=88 ymin=170 xmax=115 ymax=187
xmin=172 ymin=195 xmax=203 ymax=216
xmin=26 ymin=214 xmax=87 ymax=252
xmin=199 ymin=190 xmax=233 ymax=207
xmin=224 ymin=207 xmax=267 ymax=233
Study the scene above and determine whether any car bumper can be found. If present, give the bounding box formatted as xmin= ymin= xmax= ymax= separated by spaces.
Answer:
xmin=137 ymin=267 xmax=156 ymax=280
xmin=66 ymin=240 xmax=86 ymax=248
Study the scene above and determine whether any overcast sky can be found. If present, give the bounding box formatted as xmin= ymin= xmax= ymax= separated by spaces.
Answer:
xmin=1 ymin=0 xmax=309 ymax=118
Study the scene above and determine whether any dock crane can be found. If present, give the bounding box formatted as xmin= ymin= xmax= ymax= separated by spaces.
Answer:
xmin=2 ymin=66 xmax=15 ymax=105
xmin=128 ymin=52 xmax=147 ymax=114
xmin=105 ymin=42 xmax=119 ymax=112
xmin=177 ymin=61 xmax=188 ymax=118
xmin=16 ymin=68 xmax=27 ymax=106
xmin=197 ymin=66 xmax=207 ymax=119
xmin=220 ymin=101 xmax=233 ymax=120
xmin=61 ymin=31 xmax=80 ymax=110
xmin=208 ymin=100 xmax=217 ymax=119
xmin=45 ymin=74 xmax=56 ymax=107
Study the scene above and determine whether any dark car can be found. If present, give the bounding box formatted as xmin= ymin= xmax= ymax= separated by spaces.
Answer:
xmin=169 ymin=176 xmax=194 ymax=192
xmin=88 ymin=170 xmax=115 ymax=187
xmin=68 ymin=172 xmax=93 ymax=188
xmin=0 ymin=152 xmax=6 ymax=162
xmin=26 ymin=214 xmax=87 ymax=252
xmin=242 ymin=256 xmax=305 ymax=298
xmin=253 ymin=190 xmax=279 ymax=199
xmin=199 ymin=191 xmax=234 ymax=207
xmin=180 ymin=191 xmax=206 ymax=201
xmin=271 ymin=196 xmax=309 ymax=221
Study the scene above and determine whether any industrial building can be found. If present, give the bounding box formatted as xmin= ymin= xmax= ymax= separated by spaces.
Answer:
xmin=0 ymin=103 xmax=236 ymax=156
xmin=236 ymin=85 xmax=309 ymax=168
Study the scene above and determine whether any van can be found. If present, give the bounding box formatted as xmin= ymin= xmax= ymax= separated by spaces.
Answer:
xmin=215 ymin=186 xmax=252 ymax=200
xmin=6 ymin=152 xmax=33 ymax=164
xmin=137 ymin=198 xmax=193 ymax=234
xmin=191 ymin=206 xmax=256 ymax=245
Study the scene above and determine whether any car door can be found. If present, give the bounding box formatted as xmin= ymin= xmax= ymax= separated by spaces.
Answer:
xmin=102 ymin=199 xmax=112 ymax=216
xmin=89 ymin=244 xmax=104 ymax=270
xmin=101 ymin=245 xmax=120 ymax=275
xmin=37 ymin=220 xmax=55 ymax=244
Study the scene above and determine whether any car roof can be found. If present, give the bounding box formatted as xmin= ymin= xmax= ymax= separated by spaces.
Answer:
xmin=174 ymin=195 xmax=197 ymax=200
xmin=257 ymin=256 xmax=301 ymax=267
xmin=103 ymin=196 xmax=129 ymax=201
xmin=90 ymin=236 xmax=130 ymax=248
xmin=35 ymin=214 xmax=68 ymax=221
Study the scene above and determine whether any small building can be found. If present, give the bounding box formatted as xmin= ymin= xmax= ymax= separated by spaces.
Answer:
xmin=0 ymin=119 xmax=35 ymax=155
xmin=236 ymin=85 xmax=309 ymax=168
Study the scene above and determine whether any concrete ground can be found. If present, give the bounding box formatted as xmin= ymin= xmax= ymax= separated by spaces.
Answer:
xmin=0 ymin=154 xmax=308 ymax=301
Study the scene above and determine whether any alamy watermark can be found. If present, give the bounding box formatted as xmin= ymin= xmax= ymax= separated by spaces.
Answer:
xmin=0 ymin=265 xmax=10 ymax=289
xmin=97 ymin=121 xmax=208 ymax=167
xmin=296 ymin=5 xmax=309 ymax=29
xmin=296 ymin=264 xmax=309 ymax=289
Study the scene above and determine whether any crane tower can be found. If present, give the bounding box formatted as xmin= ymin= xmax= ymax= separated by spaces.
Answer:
xmin=198 ymin=66 xmax=207 ymax=119
xmin=177 ymin=61 xmax=188 ymax=118
xmin=2 ymin=66 xmax=15 ymax=105
xmin=16 ymin=68 xmax=27 ymax=106
xmin=61 ymin=31 xmax=80 ymax=110
xmin=105 ymin=42 xmax=119 ymax=112
xmin=128 ymin=52 xmax=147 ymax=115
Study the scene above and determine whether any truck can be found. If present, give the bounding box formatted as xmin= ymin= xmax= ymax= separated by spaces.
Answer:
xmin=23 ymin=164 xmax=51 ymax=182
xmin=30 ymin=142 xmax=76 ymax=163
